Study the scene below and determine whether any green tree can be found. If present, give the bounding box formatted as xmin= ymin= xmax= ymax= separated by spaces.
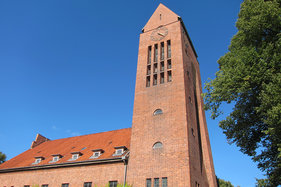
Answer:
xmin=203 ymin=0 xmax=281 ymax=185
xmin=0 ymin=151 xmax=6 ymax=164
xmin=218 ymin=178 xmax=234 ymax=187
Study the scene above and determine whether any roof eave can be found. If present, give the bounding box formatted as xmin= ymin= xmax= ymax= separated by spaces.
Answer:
xmin=0 ymin=157 xmax=124 ymax=173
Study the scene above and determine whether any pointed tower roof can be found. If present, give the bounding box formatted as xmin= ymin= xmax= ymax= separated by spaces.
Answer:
xmin=143 ymin=3 xmax=179 ymax=32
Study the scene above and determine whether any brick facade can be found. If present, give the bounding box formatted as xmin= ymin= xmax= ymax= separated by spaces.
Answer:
xmin=0 ymin=4 xmax=217 ymax=187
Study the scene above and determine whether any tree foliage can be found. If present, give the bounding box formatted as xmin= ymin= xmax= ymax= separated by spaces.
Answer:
xmin=218 ymin=178 xmax=234 ymax=187
xmin=0 ymin=151 xmax=6 ymax=164
xmin=203 ymin=0 xmax=281 ymax=185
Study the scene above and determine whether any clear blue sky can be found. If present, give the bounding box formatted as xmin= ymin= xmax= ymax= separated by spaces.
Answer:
xmin=0 ymin=0 xmax=264 ymax=186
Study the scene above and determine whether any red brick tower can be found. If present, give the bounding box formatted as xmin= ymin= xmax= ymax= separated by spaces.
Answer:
xmin=127 ymin=4 xmax=217 ymax=187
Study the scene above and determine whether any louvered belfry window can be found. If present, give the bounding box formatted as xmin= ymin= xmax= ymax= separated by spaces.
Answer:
xmin=146 ymin=40 xmax=172 ymax=88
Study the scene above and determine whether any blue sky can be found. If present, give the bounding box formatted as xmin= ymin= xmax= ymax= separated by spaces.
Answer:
xmin=0 ymin=0 xmax=264 ymax=186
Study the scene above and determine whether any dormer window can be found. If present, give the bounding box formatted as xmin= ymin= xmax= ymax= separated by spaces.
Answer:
xmin=49 ymin=154 xmax=62 ymax=163
xmin=68 ymin=152 xmax=82 ymax=161
xmin=33 ymin=156 xmax=44 ymax=164
xmin=113 ymin=146 xmax=127 ymax=156
xmin=90 ymin=149 xmax=104 ymax=159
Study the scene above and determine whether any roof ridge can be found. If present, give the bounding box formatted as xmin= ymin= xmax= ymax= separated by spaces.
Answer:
xmin=44 ymin=127 xmax=132 ymax=143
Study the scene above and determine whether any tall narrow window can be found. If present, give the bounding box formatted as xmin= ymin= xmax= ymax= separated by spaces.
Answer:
xmin=154 ymin=44 xmax=158 ymax=62
xmin=148 ymin=46 xmax=152 ymax=64
xmin=160 ymin=61 xmax=164 ymax=72
xmin=153 ymin=74 xmax=157 ymax=86
xmin=160 ymin=72 xmax=164 ymax=84
xmin=146 ymin=76 xmax=151 ymax=87
xmin=167 ymin=59 xmax=171 ymax=69
xmin=167 ymin=71 xmax=172 ymax=82
xmin=147 ymin=65 xmax=151 ymax=75
xmin=84 ymin=182 xmax=92 ymax=187
xmin=153 ymin=63 xmax=158 ymax=73
xmin=167 ymin=40 xmax=171 ymax=58
xmin=162 ymin=177 xmax=168 ymax=187
xmin=160 ymin=42 xmax=164 ymax=60
xmin=154 ymin=178 xmax=159 ymax=187
xmin=146 ymin=178 xmax=152 ymax=187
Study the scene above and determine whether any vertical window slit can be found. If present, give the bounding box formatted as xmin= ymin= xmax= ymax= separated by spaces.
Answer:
xmin=167 ymin=40 xmax=171 ymax=58
xmin=160 ymin=42 xmax=164 ymax=60
xmin=160 ymin=72 xmax=164 ymax=84
xmin=146 ymin=76 xmax=151 ymax=87
xmin=153 ymin=74 xmax=157 ymax=86
xmin=148 ymin=46 xmax=152 ymax=64
xmin=167 ymin=71 xmax=172 ymax=82
xmin=154 ymin=44 xmax=158 ymax=62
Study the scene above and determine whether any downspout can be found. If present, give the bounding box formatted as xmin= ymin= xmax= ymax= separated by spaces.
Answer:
xmin=122 ymin=151 xmax=130 ymax=187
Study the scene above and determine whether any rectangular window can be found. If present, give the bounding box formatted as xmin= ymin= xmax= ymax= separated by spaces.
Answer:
xmin=160 ymin=42 xmax=164 ymax=60
xmin=167 ymin=59 xmax=171 ymax=69
xmin=61 ymin=184 xmax=69 ymax=187
xmin=146 ymin=178 xmax=152 ymax=187
xmin=42 ymin=185 xmax=48 ymax=187
xmin=146 ymin=76 xmax=151 ymax=87
xmin=154 ymin=178 xmax=159 ymax=187
xmin=153 ymin=74 xmax=157 ymax=86
xmin=84 ymin=182 xmax=92 ymax=187
xmin=162 ymin=177 xmax=167 ymax=187
xmin=160 ymin=73 xmax=164 ymax=84
xmin=154 ymin=44 xmax=158 ymax=62
xmin=109 ymin=181 xmax=118 ymax=187
xmin=167 ymin=71 xmax=172 ymax=82
xmin=153 ymin=63 xmax=158 ymax=73
xmin=148 ymin=46 xmax=152 ymax=64
xmin=167 ymin=40 xmax=171 ymax=58
xmin=160 ymin=61 xmax=164 ymax=72
xmin=147 ymin=65 xmax=151 ymax=75
xmin=24 ymin=186 xmax=30 ymax=187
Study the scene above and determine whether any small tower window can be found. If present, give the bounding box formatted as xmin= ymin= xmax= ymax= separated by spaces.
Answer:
xmin=167 ymin=59 xmax=172 ymax=69
xmin=154 ymin=178 xmax=160 ymax=187
xmin=147 ymin=65 xmax=151 ymax=75
xmin=154 ymin=44 xmax=158 ymax=62
xmin=167 ymin=71 xmax=172 ymax=82
xmin=153 ymin=109 xmax=163 ymax=115
xmin=160 ymin=61 xmax=164 ymax=72
xmin=167 ymin=40 xmax=171 ymax=58
xmin=146 ymin=178 xmax=152 ymax=187
xmin=153 ymin=63 xmax=158 ymax=73
xmin=153 ymin=142 xmax=163 ymax=149
xmin=160 ymin=72 xmax=164 ymax=84
xmin=160 ymin=42 xmax=164 ymax=60
xmin=148 ymin=46 xmax=152 ymax=64
xmin=146 ymin=76 xmax=151 ymax=87
xmin=153 ymin=74 xmax=157 ymax=86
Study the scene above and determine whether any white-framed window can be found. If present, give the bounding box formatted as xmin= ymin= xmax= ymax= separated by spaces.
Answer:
xmin=72 ymin=154 xmax=79 ymax=160
xmin=53 ymin=156 xmax=59 ymax=162
xmin=113 ymin=146 xmax=127 ymax=156
xmin=33 ymin=157 xmax=44 ymax=164
xmin=115 ymin=149 xmax=123 ymax=156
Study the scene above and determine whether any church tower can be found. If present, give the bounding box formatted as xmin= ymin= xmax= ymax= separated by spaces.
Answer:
xmin=127 ymin=4 xmax=217 ymax=187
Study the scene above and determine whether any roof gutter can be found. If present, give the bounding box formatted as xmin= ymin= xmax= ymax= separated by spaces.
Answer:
xmin=0 ymin=157 xmax=123 ymax=173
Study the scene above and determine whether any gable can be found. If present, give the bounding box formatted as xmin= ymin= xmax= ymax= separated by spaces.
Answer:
xmin=143 ymin=3 xmax=179 ymax=32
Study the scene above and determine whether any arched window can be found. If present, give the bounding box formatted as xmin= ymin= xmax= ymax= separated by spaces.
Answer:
xmin=153 ymin=142 xmax=163 ymax=149
xmin=153 ymin=109 xmax=163 ymax=115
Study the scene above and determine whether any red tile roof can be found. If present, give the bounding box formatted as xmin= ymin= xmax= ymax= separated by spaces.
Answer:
xmin=0 ymin=128 xmax=131 ymax=170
